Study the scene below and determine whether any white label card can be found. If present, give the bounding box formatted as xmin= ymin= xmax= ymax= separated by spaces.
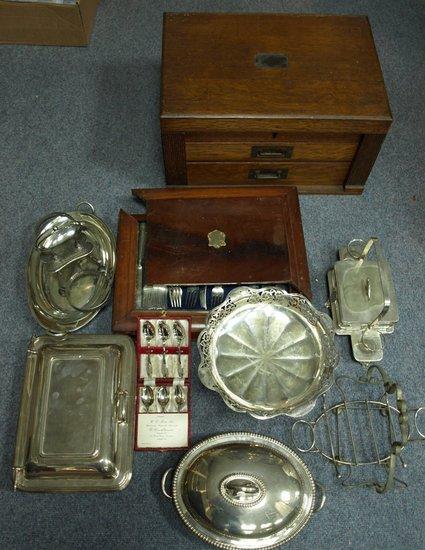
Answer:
xmin=137 ymin=413 xmax=189 ymax=448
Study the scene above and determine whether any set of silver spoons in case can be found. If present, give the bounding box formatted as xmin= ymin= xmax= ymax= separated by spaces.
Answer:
xmin=140 ymin=385 xmax=186 ymax=413
xmin=142 ymin=319 xmax=186 ymax=378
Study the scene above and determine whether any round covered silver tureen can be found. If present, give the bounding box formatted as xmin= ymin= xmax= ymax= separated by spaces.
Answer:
xmin=162 ymin=432 xmax=325 ymax=549
xmin=198 ymin=287 xmax=338 ymax=418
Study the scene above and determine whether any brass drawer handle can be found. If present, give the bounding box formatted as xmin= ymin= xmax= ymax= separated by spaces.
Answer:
xmin=249 ymin=169 xmax=288 ymax=180
xmin=251 ymin=146 xmax=293 ymax=159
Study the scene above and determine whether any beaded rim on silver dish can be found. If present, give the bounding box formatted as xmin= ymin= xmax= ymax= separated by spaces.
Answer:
xmin=170 ymin=432 xmax=321 ymax=550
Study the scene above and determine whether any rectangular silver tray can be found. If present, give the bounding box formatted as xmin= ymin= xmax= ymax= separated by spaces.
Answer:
xmin=14 ymin=334 xmax=136 ymax=492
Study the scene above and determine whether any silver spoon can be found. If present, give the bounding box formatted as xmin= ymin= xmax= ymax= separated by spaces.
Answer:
xmin=172 ymin=320 xmax=185 ymax=378
xmin=157 ymin=386 xmax=170 ymax=413
xmin=174 ymin=385 xmax=185 ymax=412
xmin=158 ymin=321 xmax=170 ymax=377
xmin=142 ymin=320 xmax=155 ymax=377
xmin=200 ymin=285 xmax=207 ymax=310
xmin=140 ymin=385 xmax=154 ymax=413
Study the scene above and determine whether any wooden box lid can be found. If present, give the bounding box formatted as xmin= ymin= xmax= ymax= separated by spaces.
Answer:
xmin=132 ymin=186 xmax=311 ymax=298
xmin=161 ymin=13 xmax=392 ymax=132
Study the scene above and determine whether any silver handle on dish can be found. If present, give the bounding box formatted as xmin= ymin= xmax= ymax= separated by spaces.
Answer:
xmin=75 ymin=201 xmax=95 ymax=214
xmin=116 ymin=389 xmax=128 ymax=424
xmin=220 ymin=474 xmax=265 ymax=506
xmin=51 ymin=241 xmax=95 ymax=274
xmin=353 ymin=238 xmax=392 ymax=352
xmin=368 ymin=238 xmax=391 ymax=328
xmin=291 ymin=419 xmax=317 ymax=453
xmin=313 ymin=482 xmax=326 ymax=513
xmin=161 ymin=468 xmax=174 ymax=499
xmin=347 ymin=238 xmax=391 ymax=328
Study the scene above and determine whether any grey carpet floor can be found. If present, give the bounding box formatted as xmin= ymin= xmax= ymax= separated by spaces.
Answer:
xmin=1 ymin=1 xmax=424 ymax=549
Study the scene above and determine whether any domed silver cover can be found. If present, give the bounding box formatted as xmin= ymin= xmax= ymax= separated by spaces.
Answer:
xmin=172 ymin=432 xmax=318 ymax=549
xmin=198 ymin=287 xmax=338 ymax=418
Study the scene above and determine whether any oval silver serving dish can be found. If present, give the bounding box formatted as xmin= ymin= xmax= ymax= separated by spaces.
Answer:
xmin=162 ymin=432 xmax=325 ymax=549
xmin=27 ymin=207 xmax=115 ymax=333
xmin=198 ymin=287 xmax=338 ymax=418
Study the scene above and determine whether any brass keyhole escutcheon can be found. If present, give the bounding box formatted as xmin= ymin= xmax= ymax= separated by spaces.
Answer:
xmin=208 ymin=230 xmax=226 ymax=249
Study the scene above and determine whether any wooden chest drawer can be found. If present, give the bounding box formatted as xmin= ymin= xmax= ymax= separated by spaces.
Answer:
xmin=186 ymin=136 xmax=360 ymax=162
xmin=187 ymin=162 xmax=351 ymax=190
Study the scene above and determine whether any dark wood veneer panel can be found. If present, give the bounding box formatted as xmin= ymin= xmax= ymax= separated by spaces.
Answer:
xmin=344 ymin=134 xmax=386 ymax=191
xmin=162 ymin=13 xmax=391 ymax=120
xmin=162 ymin=133 xmax=187 ymax=185
xmin=186 ymin=139 xmax=359 ymax=162
xmin=112 ymin=210 xmax=144 ymax=333
xmin=186 ymin=161 xmax=350 ymax=188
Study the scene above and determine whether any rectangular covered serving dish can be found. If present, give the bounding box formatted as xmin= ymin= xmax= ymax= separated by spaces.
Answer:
xmin=13 ymin=334 xmax=136 ymax=492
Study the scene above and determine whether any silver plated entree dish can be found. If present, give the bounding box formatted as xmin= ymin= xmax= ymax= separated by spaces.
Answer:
xmin=198 ymin=287 xmax=338 ymax=418
xmin=14 ymin=334 xmax=136 ymax=492
xmin=327 ymin=237 xmax=398 ymax=364
xmin=161 ymin=432 xmax=325 ymax=549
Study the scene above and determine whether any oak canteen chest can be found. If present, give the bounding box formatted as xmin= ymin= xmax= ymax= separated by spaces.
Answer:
xmin=160 ymin=13 xmax=392 ymax=194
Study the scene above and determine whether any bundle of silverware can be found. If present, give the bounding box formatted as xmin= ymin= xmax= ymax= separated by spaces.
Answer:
xmin=141 ymin=284 xmax=290 ymax=310
xmin=141 ymin=284 xmax=225 ymax=310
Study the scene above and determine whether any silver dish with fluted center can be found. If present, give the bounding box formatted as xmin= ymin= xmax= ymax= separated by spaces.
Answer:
xmin=198 ymin=286 xmax=338 ymax=418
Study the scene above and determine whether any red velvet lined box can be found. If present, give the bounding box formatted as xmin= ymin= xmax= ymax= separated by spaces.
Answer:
xmin=135 ymin=316 xmax=191 ymax=451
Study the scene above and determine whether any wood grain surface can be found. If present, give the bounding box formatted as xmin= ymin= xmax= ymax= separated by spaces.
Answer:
xmin=113 ymin=187 xmax=312 ymax=335
xmin=186 ymin=161 xmax=350 ymax=188
xmin=160 ymin=13 xmax=391 ymax=193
